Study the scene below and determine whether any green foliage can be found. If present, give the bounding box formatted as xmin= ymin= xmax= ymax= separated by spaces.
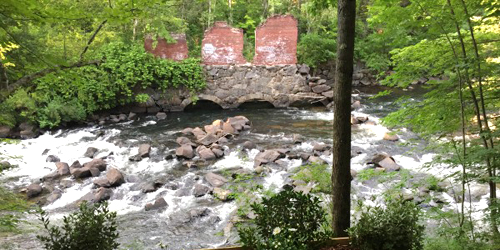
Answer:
xmin=0 ymin=186 xmax=31 ymax=234
xmin=3 ymin=89 xmax=37 ymax=125
xmin=423 ymin=208 xmax=492 ymax=250
xmin=37 ymin=98 xmax=87 ymax=128
xmin=238 ymin=187 xmax=332 ymax=250
xmin=349 ymin=199 xmax=425 ymax=250
xmin=297 ymin=33 xmax=336 ymax=68
xmin=37 ymin=201 xmax=119 ymax=250
xmin=0 ymin=42 xmax=206 ymax=128
xmin=292 ymin=163 xmax=331 ymax=193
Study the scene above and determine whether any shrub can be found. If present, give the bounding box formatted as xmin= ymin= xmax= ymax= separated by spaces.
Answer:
xmin=37 ymin=201 xmax=119 ymax=250
xmin=348 ymin=199 xmax=425 ymax=250
xmin=297 ymin=33 xmax=336 ymax=68
xmin=238 ymin=186 xmax=332 ymax=250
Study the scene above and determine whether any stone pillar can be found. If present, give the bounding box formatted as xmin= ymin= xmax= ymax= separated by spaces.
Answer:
xmin=144 ymin=33 xmax=189 ymax=61
xmin=253 ymin=15 xmax=298 ymax=65
xmin=201 ymin=22 xmax=247 ymax=65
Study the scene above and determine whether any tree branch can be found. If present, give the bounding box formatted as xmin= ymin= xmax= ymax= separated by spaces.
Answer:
xmin=7 ymin=60 xmax=101 ymax=93
xmin=79 ymin=20 xmax=107 ymax=61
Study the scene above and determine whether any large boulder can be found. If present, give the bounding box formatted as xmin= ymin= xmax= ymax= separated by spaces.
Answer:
xmin=222 ymin=122 xmax=235 ymax=134
xmin=211 ymin=148 xmax=224 ymax=158
xmin=83 ymin=158 xmax=107 ymax=171
xmin=193 ymin=184 xmax=211 ymax=197
xmin=46 ymin=155 xmax=60 ymax=163
xmin=181 ymin=127 xmax=194 ymax=135
xmin=72 ymin=167 xmax=92 ymax=179
xmin=312 ymin=85 xmax=332 ymax=94
xmin=145 ymin=198 xmax=168 ymax=211
xmin=254 ymin=150 xmax=282 ymax=166
xmin=84 ymin=147 xmax=98 ymax=158
xmin=192 ymin=127 xmax=206 ymax=140
xmin=19 ymin=123 xmax=38 ymax=139
xmin=94 ymin=187 xmax=113 ymax=202
xmin=93 ymin=178 xmax=111 ymax=188
xmin=205 ymin=172 xmax=228 ymax=187
xmin=176 ymin=137 xmax=194 ymax=146
xmin=138 ymin=144 xmax=151 ymax=158
xmin=176 ymin=144 xmax=194 ymax=159
xmin=106 ymin=167 xmax=125 ymax=187
xmin=0 ymin=126 xmax=11 ymax=138
xmin=46 ymin=190 xmax=62 ymax=204
xmin=55 ymin=162 xmax=70 ymax=176
xmin=383 ymin=132 xmax=399 ymax=141
xmin=312 ymin=142 xmax=327 ymax=151
xmin=292 ymin=134 xmax=304 ymax=144
xmin=26 ymin=183 xmax=42 ymax=198
xmin=226 ymin=116 xmax=249 ymax=131
xmin=197 ymin=146 xmax=216 ymax=161
xmin=156 ymin=112 xmax=167 ymax=120
xmin=377 ymin=157 xmax=401 ymax=172
xmin=242 ymin=141 xmax=256 ymax=150
xmin=197 ymin=133 xmax=219 ymax=146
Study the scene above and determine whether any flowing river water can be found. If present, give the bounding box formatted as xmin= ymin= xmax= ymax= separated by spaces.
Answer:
xmin=0 ymin=86 xmax=492 ymax=249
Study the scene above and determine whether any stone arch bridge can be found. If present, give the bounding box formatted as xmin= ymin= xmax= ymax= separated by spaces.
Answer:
xmin=131 ymin=64 xmax=333 ymax=113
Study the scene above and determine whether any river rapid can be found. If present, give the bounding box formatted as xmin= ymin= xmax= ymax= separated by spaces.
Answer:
xmin=0 ymin=86 xmax=492 ymax=249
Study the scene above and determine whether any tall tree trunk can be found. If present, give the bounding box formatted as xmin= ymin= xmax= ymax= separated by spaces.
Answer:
xmin=331 ymin=0 xmax=356 ymax=237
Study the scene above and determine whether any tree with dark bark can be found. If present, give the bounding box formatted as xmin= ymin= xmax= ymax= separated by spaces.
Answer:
xmin=331 ymin=0 xmax=356 ymax=237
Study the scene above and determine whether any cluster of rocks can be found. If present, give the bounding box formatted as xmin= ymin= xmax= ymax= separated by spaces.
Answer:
xmin=22 ymin=147 xmax=126 ymax=206
xmin=88 ymin=111 xmax=168 ymax=126
xmin=174 ymin=116 xmax=251 ymax=163
xmin=0 ymin=122 xmax=39 ymax=139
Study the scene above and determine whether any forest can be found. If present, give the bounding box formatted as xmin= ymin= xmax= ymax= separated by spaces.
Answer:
xmin=0 ymin=0 xmax=499 ymax=249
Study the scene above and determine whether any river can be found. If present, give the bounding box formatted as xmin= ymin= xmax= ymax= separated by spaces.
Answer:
xmin=0 ymin=86 xmax=490 ymax=249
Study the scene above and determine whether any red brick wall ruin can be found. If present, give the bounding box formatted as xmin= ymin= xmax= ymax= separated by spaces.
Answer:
xmin=253 ymin=15 xmax=298 ymax=65
xmin=201 ymin=22 xmax=247 ymax=65
xmin=144 ymin=15 xmax=298 ymax=66
xmin=144 ymin=34 xmax=189 ymax=61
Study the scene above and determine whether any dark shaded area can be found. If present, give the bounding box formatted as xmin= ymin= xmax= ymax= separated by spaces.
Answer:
xmin=184 ymin=100 xmax=223 ymax=112
xmin=238 ymin=101 xmax=275 ymax=109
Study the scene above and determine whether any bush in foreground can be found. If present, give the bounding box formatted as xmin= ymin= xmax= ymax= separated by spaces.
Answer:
xmin=37 ymin=201 xmax=119 ymax=250
xmin=349 ymin=199 xmax=424 ymax=250
xmin=238 ymin=186 xmax=332 ymax=250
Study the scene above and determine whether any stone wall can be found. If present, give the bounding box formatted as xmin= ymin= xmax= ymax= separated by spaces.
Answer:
xmin=113 ymin=64 xmax=332 ymax=114
xmin=312 ymin=61 xmax=378 ymax=87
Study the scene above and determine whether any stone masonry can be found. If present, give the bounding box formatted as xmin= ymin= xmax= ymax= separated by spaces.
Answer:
xmin=115 ymin=64 xmax=332 ymax=113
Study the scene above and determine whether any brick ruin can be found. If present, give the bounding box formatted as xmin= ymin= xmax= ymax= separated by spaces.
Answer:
xmin=201 ymin=22 xmax=248 ymax=65
xmin=144 ymin=15 xmax=298 ymax=66
xmin=253 ymin=15 xmax=298 ymax=65
xmin=144 ymin=34 xmax=189 ymax=61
